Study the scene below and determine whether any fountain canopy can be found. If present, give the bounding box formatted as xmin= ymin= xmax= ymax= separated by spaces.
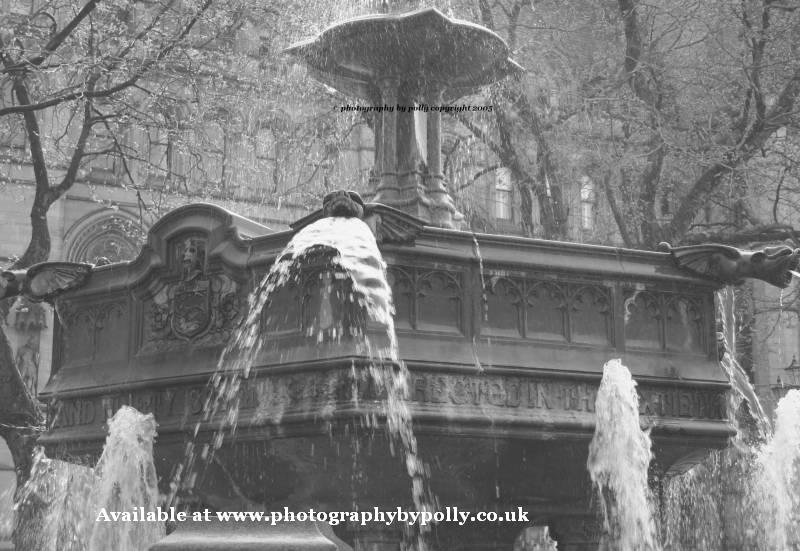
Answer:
xmin=284 ymin=8 xmax=523 ymax=101
xmin=285 ymin=8 xmax=523 ymax=229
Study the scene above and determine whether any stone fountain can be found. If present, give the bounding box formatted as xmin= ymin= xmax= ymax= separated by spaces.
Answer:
xmin=25 ymin=6 xmax=800 ymax=551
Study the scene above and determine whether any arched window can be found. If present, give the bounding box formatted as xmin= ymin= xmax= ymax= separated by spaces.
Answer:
xmin=495 ymin=167 xmax=513 ymax=221
xmin=64 ymin=210 xmax=143 ymax=264
xmin=580 ymin=176 xmax=596 ymax=231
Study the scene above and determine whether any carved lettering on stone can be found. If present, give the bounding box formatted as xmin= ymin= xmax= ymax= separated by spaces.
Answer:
xmin=48 ymin=371 xmax=727 ymax=432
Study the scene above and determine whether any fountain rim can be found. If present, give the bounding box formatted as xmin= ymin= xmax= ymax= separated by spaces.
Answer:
xmin=283 ymin=6 xmax=525 ymax=74
xmin=153 ymin=202 xmax=692 ymax=263
xmin=65 ymin=202 xmax=720 ymax=298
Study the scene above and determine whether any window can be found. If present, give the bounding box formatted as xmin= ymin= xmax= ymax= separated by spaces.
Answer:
xmin=495 ymin=167 xmax=513 ymax=220
xmin=580 ymin=176 xmax=595 ymax=231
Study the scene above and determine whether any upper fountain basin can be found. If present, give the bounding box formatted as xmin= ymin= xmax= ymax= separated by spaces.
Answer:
xmin=284 ymin=7 xmax=524 ymax=101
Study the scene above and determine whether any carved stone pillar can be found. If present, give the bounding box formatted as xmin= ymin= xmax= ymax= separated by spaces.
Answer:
xmin=423 ymin=88 xmax=461 ymax=229
xmin=373 ymin=109 xmax=383 ymax=178
xmin=376 ymin=78 xmax=399 ymax=202
xmin=426 ymin=90 xmax=442 ymax=180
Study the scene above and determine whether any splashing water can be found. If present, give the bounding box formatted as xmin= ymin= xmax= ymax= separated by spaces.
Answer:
xmin=13 ymin=406 xmax=161 ymax=551
xmin=88 ymin=406 xmax=163 ymax=551
xmin=587 ymin=359 xmax=659 ymax=550
xmin=661 ymin=453 xmax=725 ymax=550
xmin=717 ymin=288 xmax=771 ymax=438
xmin=0 ymin=487 xmax=12 ymax=543
xmin=662 ymin=390 xmax=800 ymax=550
xmin=753 ymin=389 xmax=800 ymax=549
xmin=171 ymin=216 xmax=434 ymax=547
xmin=13 ymin=450 xmax=94 ymax=550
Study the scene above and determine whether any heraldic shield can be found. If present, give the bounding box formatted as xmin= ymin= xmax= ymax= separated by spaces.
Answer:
xmin=171 ymin=279 xmax=212 ymax=339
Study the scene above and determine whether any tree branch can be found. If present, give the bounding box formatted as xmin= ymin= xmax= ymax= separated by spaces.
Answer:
xmin=1 ymin=0 xmax=102 ymax=74
xmin=0 ymin=0 xmax=213 ymax=118
xmin=668 ymin=65 xmax=800 ymax=241
xmin=602 ymin=171 xmax=634 ymax=247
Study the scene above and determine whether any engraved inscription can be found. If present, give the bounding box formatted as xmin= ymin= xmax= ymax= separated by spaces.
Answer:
xmin=49 ymin=372 xmax=726 ymax=430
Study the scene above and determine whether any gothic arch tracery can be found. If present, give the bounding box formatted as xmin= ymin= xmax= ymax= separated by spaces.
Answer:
xmin=64 ymin=209 xmax=143 ymax=264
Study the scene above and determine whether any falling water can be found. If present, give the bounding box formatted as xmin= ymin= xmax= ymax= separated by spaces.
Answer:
xmin=661 ymin=285 xmax=800 ymax=549
xmin=0 ymin=488 xmax=12 ymax=543
xmin=470 ymin=232 xmax=487 ymax=373
xmin=171 ymin=216 xmax=434 ymax=546
xmin=662 ymin=390 xmax=800 ymax=550
xmin=587 ymin=359 xmax=659 ymax=550
xmin=753 ymin=389 xmax=800 ymax=548
xmin=13 ymin=406 xmax=161 ymax=551
xmin=716 ymin=288 xmax=771 ymax=438
xmin=88 ymin=406 xmax=163 ymax=551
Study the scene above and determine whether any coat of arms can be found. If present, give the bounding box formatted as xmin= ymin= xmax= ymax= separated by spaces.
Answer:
xmin=144 ymin=237 xmax=240 ymax=349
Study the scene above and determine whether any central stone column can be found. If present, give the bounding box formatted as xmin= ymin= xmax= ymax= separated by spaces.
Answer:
xmin=376 ymin=78 xmax=400 ymax=202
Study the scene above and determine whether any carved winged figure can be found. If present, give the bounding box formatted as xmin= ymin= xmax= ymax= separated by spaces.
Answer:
xmin=0 ymin=262 xmax=93 ymax=303
xmin=659 ymin=242 xmax=800 ymax=288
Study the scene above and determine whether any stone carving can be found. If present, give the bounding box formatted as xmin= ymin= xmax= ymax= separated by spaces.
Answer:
xmin=66 ymin=213 xmax=142 ymax=263
xmin=180 ymin=236 xmax=205 ymax=283
xmin=1 ymin=262 xmax=92 ymax=303
xmin=291 ymin=190 xmax=425 ymax=244
xmin=12 ymin=298 xmax=47 ymax=330
xmin=624 ymin=289 xmax=707 ymax=353
xmin=362 ymin=204 xmax=425 ymax=244
xmin=49 ymin=370 xmax=727 ymax=432
xmin=387 ymin=266 xmax=463 ymax=332
xmin=15 ymin=334 xmax=39 ymax=395
xmin=485 ymin=276 xmax=613 ymax=345
xmin=659 ymin=242 xmax=800 ymax=288
xmin=322 ymin=189 xmax=365 ymax=218
xmin=142 ymin=237 xmax=240 ymax=351
xmin=61 ymin=301 xmax=128 ymax=364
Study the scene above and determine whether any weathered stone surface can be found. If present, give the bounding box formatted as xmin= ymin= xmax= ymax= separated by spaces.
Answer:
xmin=38 ymin=202 xmax=733 ymax=540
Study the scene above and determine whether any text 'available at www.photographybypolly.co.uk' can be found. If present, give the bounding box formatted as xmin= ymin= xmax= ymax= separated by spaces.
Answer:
xmin=96 ymin=506 xmax=529 ymax=527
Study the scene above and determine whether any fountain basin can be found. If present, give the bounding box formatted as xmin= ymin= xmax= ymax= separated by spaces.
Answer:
xmin=284 ymin=8 xmax=523 ymax=102
xmin=39 ymin=203 xmax=732 ymax=546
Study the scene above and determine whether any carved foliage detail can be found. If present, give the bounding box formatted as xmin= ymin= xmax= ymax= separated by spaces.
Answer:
xmin=485 ymin=276 xmax=612 ymax=345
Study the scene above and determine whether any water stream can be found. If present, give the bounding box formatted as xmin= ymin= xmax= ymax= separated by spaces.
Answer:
xmin=659 ymin=290 xmax=800 ymax=550
xmin=587 ymin=359 xmax=659 ymax=551
xmin=754 ymin=389 xmax=800 ymax=549
xmin=170 ymin=216 xmax=434 ymax=548
xmin=13 ymin=406 xmax=162 ymax=551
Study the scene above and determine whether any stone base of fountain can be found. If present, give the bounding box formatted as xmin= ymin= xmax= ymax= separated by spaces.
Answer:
xmin=150 ymin=520 xmax=352 ymax=551
xmin=39 ymin=203 xmax=734 ymax=549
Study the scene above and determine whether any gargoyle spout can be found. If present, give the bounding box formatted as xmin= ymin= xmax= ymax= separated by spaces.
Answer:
xmin=0 ymin=262 xmax=93 ymax=303
xmin=659 ymin=242 xmax=800 ymax=288
xmin=322 ymin=190 xmax=365 ymax=219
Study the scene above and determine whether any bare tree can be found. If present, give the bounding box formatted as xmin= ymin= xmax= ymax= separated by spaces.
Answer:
xmin=0 ymin=0 xmax=216 ymax=490
xmin=445 ymin=0 xmax=800 ymax=247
